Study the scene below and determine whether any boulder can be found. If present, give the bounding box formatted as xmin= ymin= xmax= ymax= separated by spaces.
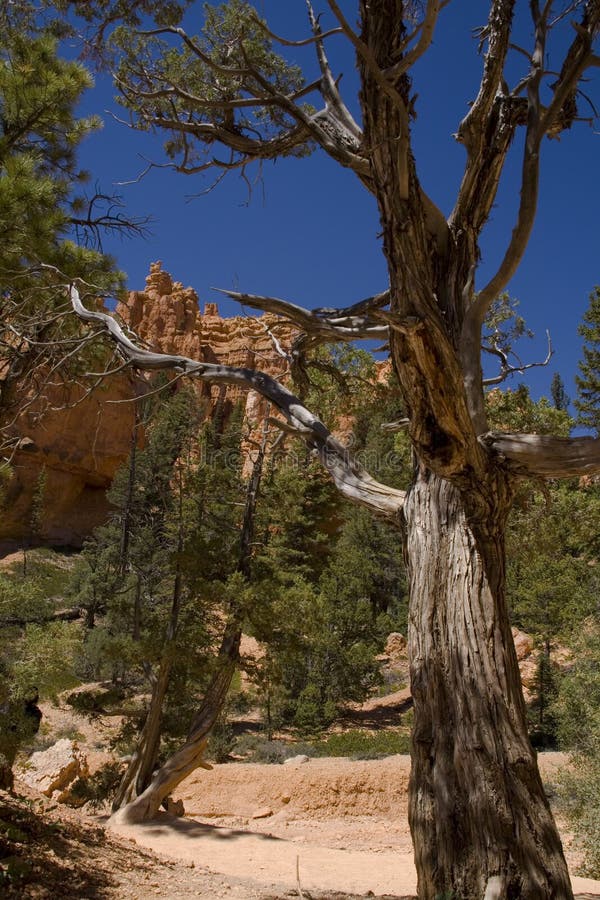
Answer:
xmin=19 ymin=739 xmax=88 ymax=800
xmin=384 ymin=632 xmax=407 ymax=659
xmin=284 ymin=754 xmax=310 ymax=766
xmin=511 ymin=627 xmax=535 ymax=661
xmin=165 ymin=797 xmax=185 ymax=817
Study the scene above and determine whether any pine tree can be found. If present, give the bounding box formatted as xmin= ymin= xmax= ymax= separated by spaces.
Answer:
xmin=575 ymin=287 xmax=600 ymax=434
xmin=0 ymin=20 xmax=142 ymax=451
xmin=550 ymin=373 xmax=570 ymax=412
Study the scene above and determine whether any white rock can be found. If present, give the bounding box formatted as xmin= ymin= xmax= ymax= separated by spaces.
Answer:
xmin=20 ymin=739 xmax=88 ymax=799
xmin=283 ymin=754 xmax=310 ymax=765
xmin=251 ymin=806 xmax=273 ymax=819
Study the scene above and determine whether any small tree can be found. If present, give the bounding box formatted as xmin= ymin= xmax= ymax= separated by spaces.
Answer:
xmin=575 ymin=287 xmax=600 ymax=434
xmin=551 ymin=373 xmax=570 ymax=413
xmin=554 ymin=622 xmax=600 ymax=877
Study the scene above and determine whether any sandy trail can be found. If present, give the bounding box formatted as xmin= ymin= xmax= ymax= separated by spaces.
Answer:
xmin=109 ymin=754 xmax=600 ymax=898
xmin=115 ymin=816 xmax=417 ymax=896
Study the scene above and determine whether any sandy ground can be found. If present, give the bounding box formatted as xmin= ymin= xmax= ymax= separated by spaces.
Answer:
xmin=107 ymin=754 xmax=600 ymax=899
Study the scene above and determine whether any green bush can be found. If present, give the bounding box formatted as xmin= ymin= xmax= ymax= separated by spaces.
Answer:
xmin=554 ymin=621 xmax=600 ymax=877
xmin=65 ymin=684 xmax=127 ymax=715
xmin=558 ymin=755 xmax=600 ymax=877
xmin=309 ymin=729 xmax=410 ymax=759
xmin=207 ymin=717 xmax=236 ymax=763
xmin=68 ymin=762 xmax=123 ymax=808
xmin=244 ymin=739 xmax=289 ymax=764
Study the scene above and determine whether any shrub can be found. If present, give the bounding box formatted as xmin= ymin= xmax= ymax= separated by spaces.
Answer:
xmin=309 ymin=729 xmax=410 ymax=759
xmin=558 ymin=755 xmax=600 ymax=878
xmin=68 ymin=762 xmax=123 ymax=808
xmin=554 ymin=621 xmax=600 ymax=877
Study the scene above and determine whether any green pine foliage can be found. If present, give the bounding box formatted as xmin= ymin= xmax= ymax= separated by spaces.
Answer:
xmin=0 ymin=21 xmax=125 ymax=443
xmin=550 ymin=373 xmax=570 ymax=412
xmin=486 ymin=384 xmax=599 ymax=747
xmin=575 ymin=287 xmax=600 ymax=434
xmin=245 ymin=356 xmax=409 ymax=734
xmin=486 ymin=383 xmax=572 ymax=435
xmin=111 ymin=0 xmax=310 ymax=165
xmin=554 ymin=622 xmax=600 ymax=877
xmin=70 ymin=391 xmax=252 ymax=744
xmin=0 ymin=29 xmax=120 ymax=287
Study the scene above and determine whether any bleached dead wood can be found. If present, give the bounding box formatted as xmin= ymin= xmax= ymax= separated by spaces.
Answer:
xmin=69 ymin=283 xmax=405 ymax=518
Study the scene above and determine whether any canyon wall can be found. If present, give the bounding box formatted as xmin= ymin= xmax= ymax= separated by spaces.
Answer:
xmin=0 ymin=263 xmax=293 ymax=547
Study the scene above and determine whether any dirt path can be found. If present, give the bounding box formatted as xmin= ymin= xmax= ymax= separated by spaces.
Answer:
xmin=108 ymin=754 xmax=600 ymax=899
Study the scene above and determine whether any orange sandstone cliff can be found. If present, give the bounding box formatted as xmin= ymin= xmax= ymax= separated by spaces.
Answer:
xmin=0 ymin=263 xmax=293 ymax=547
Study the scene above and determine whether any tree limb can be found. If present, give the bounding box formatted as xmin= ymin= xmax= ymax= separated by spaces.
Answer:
xmin=471 ymin=1 xmax=549 ymax=323
xmin=68 ymin=282 xmax=405 ymax=518
xmin=481 ymin=431 xmax=600 ymax=477
xmin=461 ymin=0 xmax=599 ymax=328
xmin=305 ymin=0 xmax=363 ymax=142
xmin=117 ymin=21 xmax=371 ymax=184
xmin=482 ymin=330 xmax=553 ymax=386
xmin=384 ymin=0 xmax=447 ymax=79
xmin=214 ymin=288 xmax=389 ymax=342
xmin=326 ymin=0 xmax=405 ymax=107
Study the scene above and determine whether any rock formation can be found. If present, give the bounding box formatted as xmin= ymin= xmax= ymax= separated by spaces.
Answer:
xmin=0 ymin=262 xmax=293 ymax=547
xmin=19 ymin=738 xmax=89 ymax=802
xmin=117 ymin=260 xmax=292 ymax=425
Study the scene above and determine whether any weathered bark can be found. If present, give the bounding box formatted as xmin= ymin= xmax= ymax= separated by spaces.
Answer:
xmin=404 ymin=468 xmax=573 ymax=899
xmin=355 ymin=7 xmax=576 ymax=894
xmin=110 ymin=626 xmax=239 ymax=824
xmin=111 ymin=656 xmax=172 ymax=810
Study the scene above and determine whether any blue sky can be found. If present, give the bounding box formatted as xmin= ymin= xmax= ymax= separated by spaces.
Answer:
xmin=73 ymin=1 xmax=599 ymax=407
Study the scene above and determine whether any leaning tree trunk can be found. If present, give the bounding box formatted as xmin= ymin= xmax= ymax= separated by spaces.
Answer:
xmin=110 ymin=625 xmax=241 ymax=824
xmin=111 ymin=657 xmax=172 ymax=811
xmin=404 ymin=468 xmax=573 ymax=900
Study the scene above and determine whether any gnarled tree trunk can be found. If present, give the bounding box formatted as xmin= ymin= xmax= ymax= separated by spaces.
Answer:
xmin=404 ymin=468 xmax=572 ymax=899
xmin=110 ymin=625 xmax=240 ymax=824
xmin=111 ymin=655 xmax=173 ymax=811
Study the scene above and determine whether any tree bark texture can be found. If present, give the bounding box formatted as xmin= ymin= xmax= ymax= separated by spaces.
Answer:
xmin=111 ymin=657 xmax=172 ymax=811
xmin=111 ymin=626 xmax=240 ymax=824
xmin=404 ymin=469 xmax=573 ymax=899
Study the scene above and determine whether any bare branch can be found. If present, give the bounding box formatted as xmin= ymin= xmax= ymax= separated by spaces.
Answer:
xmin=114 ymin=72 xmax=321 ymax=112
xmin=70 ymin=188 xmax=152 ymax=239
xmin=249 ymin=8 xmax=343 ymax=48
xmin=68 ymin=282 xmax=405 ymax=518
xmin=482 ymin=330 xmax=553 ymax=386
xmin=542 ymin=2 xmax=600 ymax=134
xmin=306 ymin=0 xmax=362 ymax=142
xmin=381 ymin=418 xmax=411 ymax=432
xmin=454 ymin=1 xmax=516 ymax=153
xmin=214 ymin=288 xmax=389 ymax=342
xmin=466 ymin=1 xmax=549 ymax=327
xmin=384 ymin=0 xmax=448 ymax=79
xmin=481 ymin=431 xmax=600 ymax=477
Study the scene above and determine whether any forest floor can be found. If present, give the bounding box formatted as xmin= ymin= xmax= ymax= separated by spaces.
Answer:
xmin=3 ymin=754 xmax=600 ymax=899
xmin=5 ymin=699 xmax=600 ymax=900
xmin=2 ymin=549 xmax=598 ymax=898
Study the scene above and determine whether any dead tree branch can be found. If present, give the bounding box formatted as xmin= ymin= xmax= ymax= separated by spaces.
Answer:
xmin=69 ymin=282 xmax=405 ymax=518
xmin=482 ymin=431 xmax=600 ymax=476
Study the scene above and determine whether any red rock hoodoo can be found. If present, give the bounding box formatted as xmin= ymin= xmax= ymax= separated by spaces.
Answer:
xmin=0 ymin=263 xmax=293 ymax=547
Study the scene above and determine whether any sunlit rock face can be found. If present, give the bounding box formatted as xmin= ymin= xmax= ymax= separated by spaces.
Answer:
xmin=0 ymin=262 xmax=294 ymax=547
xmin=0 ymin=372 xmax=138 ymax=547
